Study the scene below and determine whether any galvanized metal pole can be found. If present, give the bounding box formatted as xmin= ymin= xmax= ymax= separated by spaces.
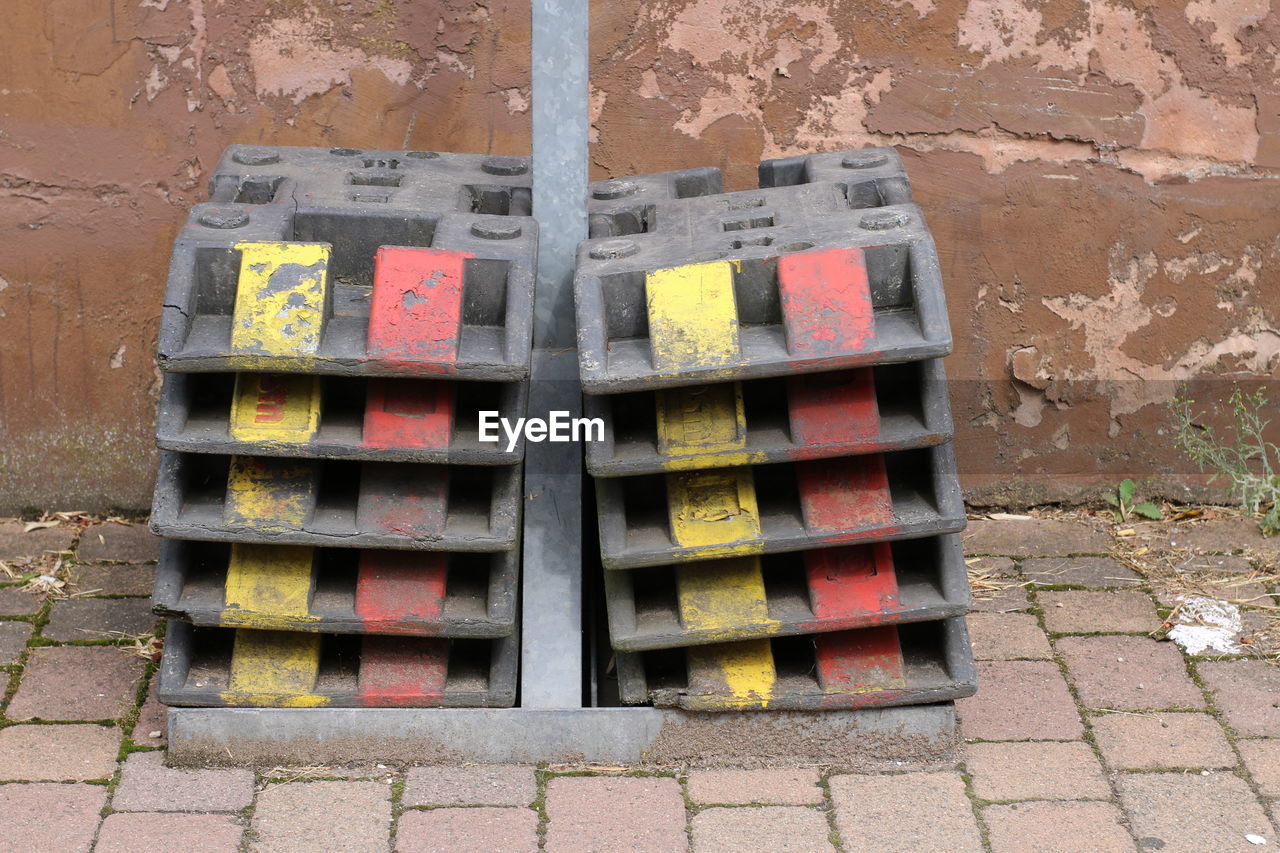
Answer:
xmin=523 ymin=0 xmax=588 ymax=707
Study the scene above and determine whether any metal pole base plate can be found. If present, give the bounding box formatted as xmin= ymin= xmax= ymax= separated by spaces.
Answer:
xmin=167 ymin=703 xmax=956 ymax=767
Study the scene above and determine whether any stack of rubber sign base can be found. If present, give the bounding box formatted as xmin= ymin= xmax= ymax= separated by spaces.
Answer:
xmin=576 ymin=147 xmax=976 ymax=711
xmin=149 ymin=145 xmax=536 ymax=708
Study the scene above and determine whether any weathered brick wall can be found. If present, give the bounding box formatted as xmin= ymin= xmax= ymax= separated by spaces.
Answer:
xmin=0 ymin=0 xmax=531 ymax=510
xmin=2 ymin=0 xmax=1277 ymax=509
xmin=591 ymin=0 xmax=1280 ymax=506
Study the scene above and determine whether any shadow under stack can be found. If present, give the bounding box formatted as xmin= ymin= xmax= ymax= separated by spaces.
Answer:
xmin=149 ymin=144 xmax=536 ymax=708
xmin=575 ymin=147 xmax=976 ymax=711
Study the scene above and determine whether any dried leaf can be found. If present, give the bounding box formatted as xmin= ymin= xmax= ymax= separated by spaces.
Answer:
xmin=22 ymin=520 xmax=60 ymax=533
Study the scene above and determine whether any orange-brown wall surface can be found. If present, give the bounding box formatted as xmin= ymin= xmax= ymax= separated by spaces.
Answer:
xmin=2 ymin=0 xmax=1278 ymax=511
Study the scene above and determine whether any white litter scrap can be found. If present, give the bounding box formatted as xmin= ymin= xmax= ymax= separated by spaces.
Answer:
xmin=1246 ymin=834 xmax=1267 ymax=845
xmin=1166 ymin=595 xmax=1244 ymax=655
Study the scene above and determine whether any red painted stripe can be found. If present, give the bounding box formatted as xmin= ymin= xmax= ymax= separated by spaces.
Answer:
xmin=814 ymin=626 xmax=905 ymax=690
xmin=796 ymin=455 xmax=893 ymax=532
xmin=362 ymin=379 xmax=456 ymax=450
xmin=367 ymin=247 xmax=472 ymax=365
xmin=778 ymin=247 xmax=874 ymax=356
xmin=805 ymin=541 xmax=899 ymax=618
xmin=358 ymin=635 xmax=449 ymax=706
xmin=786 ymin=369 xmax=880 ymax=446
xmin=356 ymin=464 xmax=449 ymax=538
xmin=353 ymin=550 xmax=447 ymax=631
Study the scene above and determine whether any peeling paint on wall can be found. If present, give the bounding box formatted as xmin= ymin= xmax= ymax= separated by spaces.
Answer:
xmin=589 ymin=0 xmax=1280 ymax=506
xmin=2 ymin=0 xmax=1278 ymax=509
xmin=0 ymin=0 xmax=531 ymax=511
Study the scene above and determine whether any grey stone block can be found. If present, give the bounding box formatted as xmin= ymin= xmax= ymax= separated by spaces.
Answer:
xmin=150 ymin=451 xmax=521 ymax=551
xmin=585 ymin=359 xmax=953 ymax=477
xmin=604 ymin=534 xmax=970 ymax=652
xmin=157 ymin=619 xmax=517 ymax=708
xmin=151 ymin=538 xmax=517 ymax=638
xmin=157 ymin=145 xmax=536 ymax=380
xmin=615 ymin=617 xmax=976 ymax=711
xmin=594 ymin=443 xmax=965 ymax=570
xmin=156 ymin=371 xmax=528 ymax=464
xmin=575 ymin=149 xmax=948 ymax=393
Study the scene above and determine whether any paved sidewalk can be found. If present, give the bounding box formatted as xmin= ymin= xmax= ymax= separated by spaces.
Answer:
xmin=2 ymin=512 xmax=1280 ymax=851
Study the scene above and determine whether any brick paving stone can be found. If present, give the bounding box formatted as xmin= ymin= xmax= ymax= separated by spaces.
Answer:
xmin=1155 ymin=583 xmax=1272 ymax=610
xmin=1119 ymin=772 xmax=1274 ymax=852
xmin=964 ymin=519 xmax=1111 ymax=557
xmin=1153 ymin=518 xmax=1280 ymax=558
xmin=1175 ymin=554 xmax=1255 ymax=573
xmin=691 ymin=806 xmax=833 ymax=853
xmin=251 ymin=780 xmax=390 ymax=853
xmin=956 ymin=661 xmax=1083 ymax=740
xmin=402 ymin=765 xmax=536 ymax=806
xmin=545 ymin=776 xmax=688 ymax=853
xmin=96 ymin=813 xmax=245 ymax=853
xmin=971 ymin=585 xmax=1032 ymax=613
xmin=1091 ymin=712 xmax=1235 ymax=770
xmin=0 ymin=782 xmax=106 ymax=853
xmin=1021 ymin=556 xmax=1141 ymax=588
xmin=966 ymin=558 xmax=1032 ymax=613
xmin=6 ymin=645 xmax=145 ymax=721
xmin=1239 ymin=740 xmax=1280 ymax=797
xmin=0 ymin=621 xmax=31 ymax=664
xmin=0 ymin=586 xmax=40 ymax=616
xmin=965 ymin=557 xmax=1017 ymax=573
xmin=0 ymin=723 xmax=121 ymax=781
xmin=42 ymin=597 xmax=157 ymax=642
xmin=68 ymin=563 xmax=155 ymax=596
xmin=983 ymin=802 xmax=1135 ymax=853
xmin=113 ymin=750 xmax=254 ymax=811
xmin=134 ymin=678 xmax=168 ymax=744
xmin=1200 ymin=660 xmax=1280 ymax=736
xmin=964 ymin=741 xmax=1110 ymax=800
xmin=77 ymin=523 xmax=160 ymax=563
xmin=1038 ymin=590 xmax=1161 ymax=634
xmin=1057 ymin=635 xmax=1203 ymax=711
xmin=967 ymin=613 xmax=1053 ymax=660
xmin=0 ymin=522 xmax=76 ymax=561
xmin=829 ymin=772 xmax=981 ymax=852
xmin=396 ymin=808 xmax=537 ymax=853
xmin=686 ymin=768 xmax=823 ymax=805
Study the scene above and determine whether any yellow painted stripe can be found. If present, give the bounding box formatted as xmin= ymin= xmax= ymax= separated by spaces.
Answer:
xmin=229 ymin=373 xmax=322 ymax=443
xmin=687 ymin=639 xmax=776 ymax=709
xmin=676 ymin=557 xmax=777 ymax=638
xmin=656 ymin=383 xmax=747 ymax=456
xmin=667 ymin=469 xmax=762 ymax=554
xmin=223 ymin=543 xmax=316 ymax=623
xmin=646 ymin=262 xmax=741 ymax=372
xmin=661 ymin=451 xmax=770 ymax=471
xmin=230 ymin=241 xmax=330 ymax=359
xmin=223 ymin=629 xmax=328 ymax=707
xmin=223 ymin=456 xmax=317 ymax=532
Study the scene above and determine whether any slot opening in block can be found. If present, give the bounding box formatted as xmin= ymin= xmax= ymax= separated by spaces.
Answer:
xmin=311 ymin=549 xmax=361 ymax=612
xmin=462 ymin=185 xmax=533 ymax=217
xmin=292 ymin=211 xmax=438 ymax=288
xmin=461 ymin=258 xmax=510 ymax=327
xmin=588 ymin=204 xmax=658 ymax=239
xmin=234 ymin=176 xmax=286 ymax=205
xmin=721 ymin=214 xmax=776 ymax=232
xmin=348 ymin=172 xmax=403 ymax=188
xmin=314 ymin=460 xmax=361 ymax=529
xmin=447 ymin=639 xmax=492 ymax=691
xmin=193 ymin=247 xmax=244 ymax=316
xmin=674 ymin=172 xmax=720 ymax=199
